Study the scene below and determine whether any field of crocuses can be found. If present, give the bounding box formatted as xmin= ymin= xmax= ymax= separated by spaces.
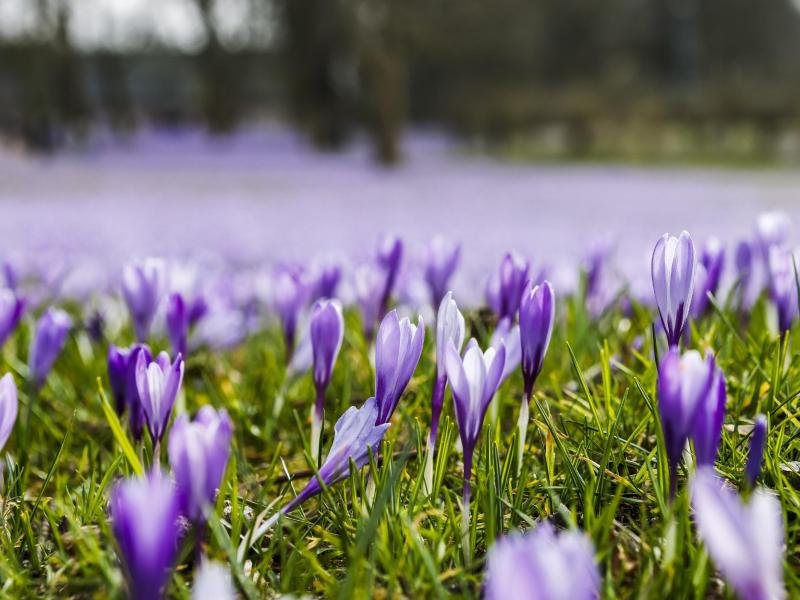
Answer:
xmin=1 ymin=132 xmax=800 ymax=598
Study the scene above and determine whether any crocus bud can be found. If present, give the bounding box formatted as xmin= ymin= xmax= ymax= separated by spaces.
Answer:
xmin=658 ymin=348 xmax=714 ymax=495
xmin=273 ymin=265 xmax=308 ymax=361
xmin=108 ymin=344 xmax=132 ymax=415
xmin=0 ymin=288 xmax=24 ymax=348
xmin=354 ymin=264 xmax=385 ymax=338
xmin=767 ymin=246 xmax=797 ymax=335
xmin=519 ymin=280 xmax=555 ymax=399
xmin=691 ymin=468 xmax=784 ymax=600
xmin=122 ymin=257 xmax=166 ymax=342
xmin=374 ymin=310 xmax=425 ymax=425
xmin=135 ymin=351 xmax=184 ymax=443
xmin=126 ymin=344 xmax=152 ymax=441
xmin=166 ymin=293 xmax=188 ymax=358
xmin=486 ymin=253 xmax=529 ymax=321
xmin=429 ymin=293 xmax=465 ymax=447
xmin=309 ymin=261 xmax=341 ymax=301
xmin=700 ymin=238 xmax=724 ymax=299
xmin=192 ymin=560 xmax=235 ymax=600
xmin=310 ymin=299 xmax=345 ymax=398
xmin=484 ymin=522 xmax=599 ymax=600
xmin=29 ymin=307 xmax=72 ymax=389
xmin=0 ymin=373 xmax=18 ymax=451
xmin=734 ymin=239 xmax=757 ymax=311
xmin=651 ymin=231 xmax=696 ymax=347
xmin=168 ymin=406 xmax=233 ymax=523
xmin=424 ymin=236 xmax=461 ymax=309
xmin=746 ymin=414 xmax=767 ymax=487
xmin=376 ymin=234 xmax=403 ymax=313
xmin=110 ymin=469 xmax=181 ymax=600
xmin=691 ymin=357 xmax=726 ymax=468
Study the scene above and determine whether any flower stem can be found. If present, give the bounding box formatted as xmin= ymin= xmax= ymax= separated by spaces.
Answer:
xmin=461 ymin=454 xmax=473 ymax=564
xmin=516 ymin=391 xmax=530 ymax=479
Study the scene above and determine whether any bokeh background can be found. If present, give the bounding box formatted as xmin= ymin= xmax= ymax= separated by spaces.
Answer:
xmin=2 ymin=0 xmax=800 ymax=284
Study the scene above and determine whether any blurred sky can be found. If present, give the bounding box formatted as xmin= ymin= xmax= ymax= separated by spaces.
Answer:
xmin=0 ymin=0 xmax=274 ymax=51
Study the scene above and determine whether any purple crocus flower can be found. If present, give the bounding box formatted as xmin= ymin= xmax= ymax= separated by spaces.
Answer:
xmin=168 ymin=406 xmax=233 ymax=524
xmin=489 ymin=318 xmax=521 ymax=387
xmin=273 ymin=265 xmax=309 ymax=362
xmin=354 ymin=264 xmax=385 ymax=338
xmin=756 ymin=211 xmax=790 ymax=259
xmin=244 ymin=397 xmax=390 ymax=548
xmin=0 ymin=288 xmax=24 ymax=348
xmin=486 ymin=253 xmax=529 ymax=321
xmin=657 ymin=348 xmax=715 ymax=497
xmin=108 ymin=344 xmax=132 ymax=415
xmin=309 ymin=261 xmax=341 ymax=301
xmin=424 ymin=236 xmax=461 ymax=309
xmin=110 ymin=469 xmax=182 ymax=600
xmin=166 ymin=293 xmax=189 ymax=358
xmin=121 ymin=258 xmax=166 ymax=342
xmin=484 ymin=522 xmax=599 ymax=600
xmin=444 ymin=337 xmax=505 ymax=550
xmin=519 ymin=280 xmax=555 ymax=399
xmin=428 ymin=292 xmax=465 ymax=454
xmin=0 ymin=373 xmax=18 ymax=451
xmin=691 ymin=357 xmax=726 ymax=468
xmin=691 ymin=239 xmax=725 ymax=318
xmin=376 ymin=234 xmax=403 ymax=315
xmin=734 ymin=239 xmax=758 ymax=312
xmin=691 ymin=468 xmax=785 ymax=600
xmin=135 ymin=351 xmax=184 ymax=444
xmin=29 ymin=307 xmax=72 ymax=388
xmin=746 ymin=414 xmax=767 ymax=488
xmin=309 ymin=299 xmax=344 ymax=456
xmin=374 ymin=310 xmax=425 ymax=425
xmin=767 ymin=246 xmax=797 ymax=335
xmin=652 ymin=231 xmax=696 ymax=347
xmin=126 ymin=344 xmax=153 ymax=441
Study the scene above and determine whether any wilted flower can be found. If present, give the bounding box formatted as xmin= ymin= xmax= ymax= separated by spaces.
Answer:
xmin=484 ymin=522 xmax=599 ymax=600
xmin=273 ymin=265 xmax=309 ymax=362
xmin=658 ymin=348 xmax=714 ymax=496
xmin=691 ymin=358 xmax=726 ymax=468
xmin=746 ymin=414 xmax=767 ymax=488
xmin=486 ymin=253 xmax=529 ymax=321
xmin=376 ymin=234 xmax=403 ymax=315
xmin=110 ymin=469 xmax=182 ymax=600
xmin=122 ymin=258 xmax=166 ymax=342
xmin=0 ymin=288 xmax=24 ymax=348
xmin=168 ymin=406 xmax=233 ymax=524
xmin=166 ymin=293 xmax=189 ymax=358
xmin=651 ymin=231 xmax=696 ymax=347
xmin=374 ymin=310 xmax=425 ymax=425
xmin=691 ymin=468 xmax=784 ymax=600
xmin=29 ymin=307 xmax=72 ymax=388
xmin=192 ymin=560 xmax=235 ymax=600
xmin=424 ymin=236 xmax=461 ymax=308
xmin=309 ymin=299 xmax=345 ymax=456
xmin=0 ymin=373 xmax=18 ymax=451
xmin=245 ymin=397 xmax=390 ymax=547
xmin=135 ymin=351 xmax=184 ymax=444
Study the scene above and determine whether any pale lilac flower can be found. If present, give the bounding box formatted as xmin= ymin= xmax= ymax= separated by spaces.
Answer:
xmin=122 ymin=258 xmax=166 ymax=342
xmin=746 ymin=415 xmax=767 ymax=488
xmin=486 ymin=253 xmax=529 ymax=321
xmin=651 ymin=231 xmax=696 ymax=347
xmin=490 ymin=318 xmax=520 ymax=386
xmin=424 ymin=236 xmax=461 ymax=308
xmin=0 ymin=288 xmax=24 ymax=348
xmin=756 ymin=211 xmax=790 ymax=259
xmin=658 ymin=348 xmax=715 ymax=496
xmin=273 ymin=265 xmax=309 ymax=362
xmin=0 ymin=374 xmax=18 ymax=451
xmin=692 ymin=468 xmax=785 ymax=600
xmin=767 ymin=246 xmax=798 ymax=334
xmin=192 ymin=560 xmax=235 ymax=600
xmin=374 ymin=310 xmax=425 ymax=424
xmin=428 ymin=292 xmax=465 ymax=451
xmin=484 ymin=522 xmax=600 ymax=600
xmin=354 ymin=264 xmax=385 ymax=338
xmin=168 ymin=406 xmax=233 ymax=523
xmin=29 ymin=307 xmax=72 ymax=388
xmin=376 ymin=234 xmax=403 ymax=315
xmin=135 ymin=351 xmax=184 ymax=443
xmin=110 ymin=469 xmax=181 ymax=600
